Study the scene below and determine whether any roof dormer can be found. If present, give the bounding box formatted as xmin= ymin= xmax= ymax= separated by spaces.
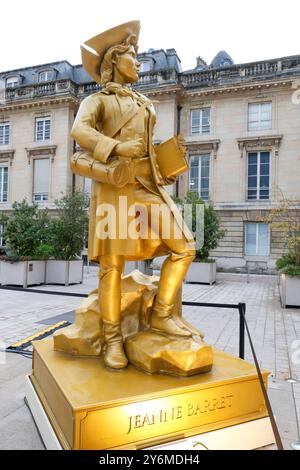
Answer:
xmin=36 ymin=67 xmax=58 ymax=83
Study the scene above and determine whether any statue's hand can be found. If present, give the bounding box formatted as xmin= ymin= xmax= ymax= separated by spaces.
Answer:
xmin=115 ymin=138 xmax=145 ymax=158
xmin=163 ymin=175 xmax=177 ymax=185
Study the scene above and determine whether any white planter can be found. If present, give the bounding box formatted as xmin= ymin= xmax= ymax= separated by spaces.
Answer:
xmin=46 ymin=260 xmax=83 ymax=286
xmin=185 ymin=261 xmax=217 ymax=285
xmin=279 ymin=273 xmax=300 ymax=308
xmin=1 ymin=260 xmax=46 ymax=288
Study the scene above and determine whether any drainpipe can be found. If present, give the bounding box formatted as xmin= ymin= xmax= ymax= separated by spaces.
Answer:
xmin=176 ymin=105 xmax=182 ymax=198
xmin=71 ymin=113 xmax=76 ymax=194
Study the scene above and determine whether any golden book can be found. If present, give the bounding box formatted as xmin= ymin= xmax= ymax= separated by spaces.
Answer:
xmin=156 ymin=136 xmax=188 ymax=180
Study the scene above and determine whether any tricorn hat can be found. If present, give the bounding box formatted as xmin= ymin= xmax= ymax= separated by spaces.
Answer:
xmin=81 ymin=20 xmax=141 ymax=84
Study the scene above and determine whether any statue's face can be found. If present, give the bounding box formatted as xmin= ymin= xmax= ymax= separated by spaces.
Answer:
xmin=114 ymin=45 xmax=140 ymax=83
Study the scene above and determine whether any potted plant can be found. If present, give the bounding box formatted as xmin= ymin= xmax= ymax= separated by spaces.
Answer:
xmin=45 ymin=190 xmax=89 ymax=285
xmin=174 ymin=192 xmax=225 ymax=285
xmin=265 ymin=197 xmax=300 ymax=307
xmin=0 ymin=200 xmax=50 ymax=287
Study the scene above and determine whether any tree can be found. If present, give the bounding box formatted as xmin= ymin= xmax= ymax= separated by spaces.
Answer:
xmin=173 ymin=191 xmax=225 ymax=261
xmin=262 ymin=195 xmax=300 ymax=277
xmin=3 ymin=200 xmax=50 ymax=259
xmin=47 ymin=190 xmax=89 ymax=260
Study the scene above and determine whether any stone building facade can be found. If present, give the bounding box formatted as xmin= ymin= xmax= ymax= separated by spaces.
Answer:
xmin=1 ymin=49 xmax=300 ymax=272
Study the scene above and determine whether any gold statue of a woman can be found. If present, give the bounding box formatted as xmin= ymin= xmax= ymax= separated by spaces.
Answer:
xmin=70 ymin=21 xmax=211 ymax=372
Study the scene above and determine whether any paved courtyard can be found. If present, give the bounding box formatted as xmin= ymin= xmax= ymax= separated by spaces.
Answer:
xmin=0 ymin=267 xmax=299 ymax=450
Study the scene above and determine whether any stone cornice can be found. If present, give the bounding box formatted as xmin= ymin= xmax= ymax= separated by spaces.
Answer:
xmin=185 ymin=139 xmax=221 ymax=159
xmin=237 ymin=135 xmax=283 ymax=158
xmin=182 ymin=78 xmax=294 ymax=99
xmin=214 ymin=201 xmax=300 ymax=211
xmin=136 ymin=77 xmax=295 ymax=100
xmin=140 ymin=85 xmax=182 ymax=98
xmin=0 ymin=149 xmax=15 ymax=166
xmin=25 ymin=145 xmax=57 ymax=163
xmin=0 ymin=96 xmax=79 ymax=112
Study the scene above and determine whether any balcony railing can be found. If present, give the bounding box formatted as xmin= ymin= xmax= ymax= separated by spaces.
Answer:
xmin=3 ymin=80 xmax=77 ymax=102
xmin=136 ymin=69 xmax=177 ymax=87
xmin=180 ymin=56 xmax=300 ymax=88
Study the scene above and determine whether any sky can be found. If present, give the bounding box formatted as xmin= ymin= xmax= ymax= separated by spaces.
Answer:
xmin=1 ymin=0 xmax=300 ymax=74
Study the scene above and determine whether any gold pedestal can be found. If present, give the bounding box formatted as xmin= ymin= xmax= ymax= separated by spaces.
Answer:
xmin=30 ymin=339 xmax=269 ymax=450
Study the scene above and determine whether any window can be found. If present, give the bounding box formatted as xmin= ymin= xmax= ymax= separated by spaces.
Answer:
xmin=0 ymin=224 xmax=5 ymax=247
xmin=84 ymin=177 xmax=92 ymax=196
xmin=0 ymin=123 xmax=9 ymax=145
xmin=248 ymin=102 xmax=272 ymax=131
xmin=247 ymin=151 xmax=270 ymax=200
xmin=35 ymin=117 xmax=51 ymax=141
xmin=6 ymin=76 xmax=18 ymax=88
xmin=0 ymin=164 xmax=8 ymax=203
xmin=191 ymin=108 xmax=210 ymax=135
xmin=140 ymin=61 xmax=151 ymax=73
xmin=245 ymin=223 xmax=269 ymax=256
xmin=38 ymin=70 xmax=52 ymax=82
xmin=189 ymin=155 xmax=210 ymax=200
xmin=33 ymin=158 xmax=49 ymax=202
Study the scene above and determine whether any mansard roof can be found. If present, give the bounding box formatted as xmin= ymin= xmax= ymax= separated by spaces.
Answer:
xmin=0 ymin=48 xmax=182 ymax=85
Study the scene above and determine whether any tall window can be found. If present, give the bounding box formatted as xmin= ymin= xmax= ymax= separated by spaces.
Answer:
xmin=38 ymin=70 xmax=52 ymax=82
xmin=245 ymin=223 xmax=269 ymax=256
xmin=35 ymin=117 xmax=51 ymax=141
xmin=0 ymin=164 xmax=8 ymax=203
xmin=0 ymin=123 xmax=9 ymax=145
xmin=190 ymin=108 xmax=210 ymax=135
xmin=189 ymin=155 xmax=210 ymax=200
xmin=33 ymin=158 xmax=49 ymax=202
xmin=247 ymin=151 xmax=270 ymax=200
xmin=6 ymin=76 xmax=19 ymax=88
xmin=248 ymin=102 xmax=272 ymax=131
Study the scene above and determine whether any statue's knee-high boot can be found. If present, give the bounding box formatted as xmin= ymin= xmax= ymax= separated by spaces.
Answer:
xmin=151 ymin=251 xmax=195 ymax=337
xmin=99 ymin=256 xmax=128 ymax=369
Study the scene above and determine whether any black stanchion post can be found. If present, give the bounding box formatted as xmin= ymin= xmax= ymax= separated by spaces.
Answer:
xmin=238 ymin=303 xmax=246 ymax=359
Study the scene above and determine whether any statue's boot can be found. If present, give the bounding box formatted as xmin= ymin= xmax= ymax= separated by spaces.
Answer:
xmin=150 ymin=297 xmax=192 ymax=337
xmin=102 ymin=320 xmax=128 ymax=369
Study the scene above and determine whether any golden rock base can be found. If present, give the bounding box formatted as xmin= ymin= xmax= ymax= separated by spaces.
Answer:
xmin=30 ymin=339 xmax=269 ymax=450
xmin=53 ymin=271 xmax=201 ymax=358
xmin=125 ymin=331 xmax=213 ymax=376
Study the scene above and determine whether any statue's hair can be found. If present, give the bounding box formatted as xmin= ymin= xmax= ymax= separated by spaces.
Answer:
xmin=100 ymin=34 xmax=138 ymax=85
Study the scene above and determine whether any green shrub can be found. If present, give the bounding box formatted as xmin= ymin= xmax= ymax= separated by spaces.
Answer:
xmin=263 ymin=196 xmax=300 ymax=277
xmin=4 ymin=200 xmax=50 ymax=259
xmin=279 ymin=264 xmax=300 ymax=277
xmin=33 ymin=243 xmax=54 ymax=260
xmin=276 ymin=253 xmax=296 ymax=271
xmin=47 ymin=190 xmax=89 ymax=260
xmin=173 ymin=191 xmax=225 ymax=262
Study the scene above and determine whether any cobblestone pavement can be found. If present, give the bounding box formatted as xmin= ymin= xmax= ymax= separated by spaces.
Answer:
xmin=0 ymin=267 xmax=299 ymax=450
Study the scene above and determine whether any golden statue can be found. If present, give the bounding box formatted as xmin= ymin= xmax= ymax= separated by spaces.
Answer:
xmin=63 ymin=20 xmax=213 ymax=374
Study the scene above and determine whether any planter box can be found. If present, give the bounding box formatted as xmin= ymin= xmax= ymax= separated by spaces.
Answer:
xmin=185 ymin=261 xmax=217 ymax=285
xmin=46 ymin=260 xmax=83 ymax=286
xmin=279 ymin=273 xmax=300 ymax=308
xmin=1 ymin=260 xmax=46 ymax=288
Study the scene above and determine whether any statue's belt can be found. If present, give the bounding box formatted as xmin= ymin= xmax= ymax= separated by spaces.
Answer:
xmin=117 ymin=156 xmax=152 ymax=181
